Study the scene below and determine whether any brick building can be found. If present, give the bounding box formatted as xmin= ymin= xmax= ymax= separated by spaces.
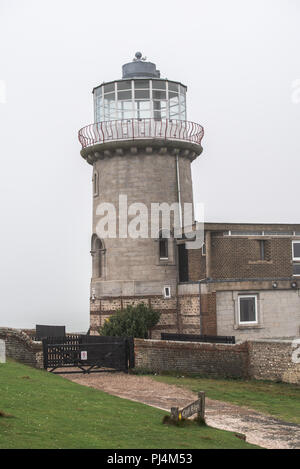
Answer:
xmin=177 ymin=222 xmax=300 ymax=341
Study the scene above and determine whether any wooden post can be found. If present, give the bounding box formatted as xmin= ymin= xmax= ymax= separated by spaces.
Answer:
xmin=198 ymin=392 xmax=206 ymax=420
xmin=171 ymin=407 xmax=179 ymax=421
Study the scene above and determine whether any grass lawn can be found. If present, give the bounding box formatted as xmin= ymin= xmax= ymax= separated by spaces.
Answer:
xmin=150 ymin=373 xmax=300 ymax=424
xmin=0 ymin=361 xmax=260 ymax=449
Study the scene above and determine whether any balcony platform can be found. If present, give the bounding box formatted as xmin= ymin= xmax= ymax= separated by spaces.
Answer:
xmin=78 ymin=118 xmax=204 ymax=164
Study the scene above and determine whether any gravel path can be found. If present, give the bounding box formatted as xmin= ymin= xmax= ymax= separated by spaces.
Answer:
xmin=60 ymin=371 xmax=300 ymax=449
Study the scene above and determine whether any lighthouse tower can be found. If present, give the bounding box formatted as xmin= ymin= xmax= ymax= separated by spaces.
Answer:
xmin=78 ymin=53 xmax=204 ymax=336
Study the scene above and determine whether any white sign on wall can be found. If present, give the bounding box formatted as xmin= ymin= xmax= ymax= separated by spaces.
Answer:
xmin=0 ymin=339 xmax=6 ymax=363
xmin=81 ymin=351 xmax=88 ymax=361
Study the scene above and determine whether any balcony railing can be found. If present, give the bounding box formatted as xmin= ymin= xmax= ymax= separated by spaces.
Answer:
xmin=78 ymin=118 xmax=204 ymax=150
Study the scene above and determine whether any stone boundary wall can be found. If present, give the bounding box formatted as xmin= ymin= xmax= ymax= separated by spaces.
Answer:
xmin=248 ymin=339 xmax=300 ymax=385
xmin=134 ymin=338 xmax=300 ymax=384
xmin=0 ymin=328 xmax=43 ymax=368
xmin=0 ymin=339 xmax=5 ymax=363
xmin=1 ymin=327 xmax=299 ymax=384
xmin=134 ymin=338 xmax=249 ymax=379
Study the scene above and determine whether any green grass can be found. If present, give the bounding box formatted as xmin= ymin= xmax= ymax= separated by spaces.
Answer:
xmin=0 ymin=361 xmax=259 ymax=449
xmin=150 ymin=373 xmax=300 ymax=424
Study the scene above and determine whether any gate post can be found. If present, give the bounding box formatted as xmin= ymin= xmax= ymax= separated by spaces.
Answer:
xmin=42 ymin=339 xmax=48 ymax=370
xmin=127 ymin=337 xmax=135 ymax=369
xmin=197 ymin=392 xmax=206 ymax=420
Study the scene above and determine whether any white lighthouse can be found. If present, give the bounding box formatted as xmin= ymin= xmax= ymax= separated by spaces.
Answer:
xmin=78 ymin=53 xmax=204 ymax=335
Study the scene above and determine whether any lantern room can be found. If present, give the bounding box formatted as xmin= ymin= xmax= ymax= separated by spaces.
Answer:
xmin=93 ymin=52 xmax=187 ymax=123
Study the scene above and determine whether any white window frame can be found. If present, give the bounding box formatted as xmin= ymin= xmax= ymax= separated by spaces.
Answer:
xmin=163 ymin=286 xmax=171 ymax=299
xmin=238 ymin=295 xmax=258 ymax=325
xmin=292 ymin=241 xmax=300 ymax=261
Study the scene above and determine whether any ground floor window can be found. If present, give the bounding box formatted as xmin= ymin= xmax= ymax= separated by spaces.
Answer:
xmin=292 ymin=241 xmax=300 ymax=276
xmin=293 ymin=264 xmax=300 ymax=276
xmin=238 ymin=295 xmax=258 ymax=324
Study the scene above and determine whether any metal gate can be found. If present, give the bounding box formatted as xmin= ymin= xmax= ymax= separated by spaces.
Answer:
xmin=42 ymin=335 xmax=134 ymax=374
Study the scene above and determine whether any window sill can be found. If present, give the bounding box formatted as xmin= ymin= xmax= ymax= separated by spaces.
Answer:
xmin=248 ymin=260 xmax=273 ymax=265
xmin=234 ymin=324 xmax=264 ymax=330
xmin=156 ymin=262 xmax=176 ymax=267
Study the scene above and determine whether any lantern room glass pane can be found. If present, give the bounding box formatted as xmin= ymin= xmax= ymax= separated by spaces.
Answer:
xmin=134 ymin=100 xmax=151 ymax=119
xmin=135 ymin=89 xmax=150 ymax=99
xmin=117 ymin=90 xmax=132 ymax=100
xmin=168 ymin=82 xmax=179 ymax=92
xmin=134 ymin=101 xmax=150 ymax=111
xmin=104 ymin=83 xmax=115 ymax=93
xmin=152 ymin=80 xmax=166 ymax=90
xmin=169 ymin=91 xmax=179 ymax=99
xmin=117 ymin=81 xmax=131 ymax=90
xmin=104 ymin=92 xmax=115 ymax=102
xmin=134 ymin=80 xmax=150 ymax=89
xmin=117 ymin=100 xmax=133 ymax=120
xmin=153 ymin=90 xmax=166 ymax=100
xmin=94 ymin=87 xmax=102 ymax=97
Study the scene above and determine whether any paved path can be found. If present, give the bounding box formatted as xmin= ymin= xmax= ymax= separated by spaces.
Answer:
xmin=61 ymin=371 xmax=300 ymax=449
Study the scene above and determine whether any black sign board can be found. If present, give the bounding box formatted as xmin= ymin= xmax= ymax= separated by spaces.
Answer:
xmin=36 ymin=325 xmax=66 ymax=340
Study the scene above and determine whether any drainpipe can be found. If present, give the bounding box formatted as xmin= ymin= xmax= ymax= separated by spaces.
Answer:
xmin=199 ymin=281 xmax=202 ymax=335
xmin=198 ymin=279 xmax=206 ymax=336
xmin=205 ymin=231 xmax=211 ymax=279
xmin=175 ymin=153 xmax=182 ymax=333
xmin=175 ymin=153 xmax=182 ymax=231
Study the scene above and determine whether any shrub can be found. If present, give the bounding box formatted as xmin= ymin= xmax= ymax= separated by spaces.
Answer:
xmin=99 ymin=304 xmax=161 ymax=339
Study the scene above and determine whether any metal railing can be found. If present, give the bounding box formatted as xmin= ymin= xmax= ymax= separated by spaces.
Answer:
xmin=78 ymin=118 xmax=204 ymax=149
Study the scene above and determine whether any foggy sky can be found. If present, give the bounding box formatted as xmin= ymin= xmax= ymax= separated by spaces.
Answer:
xmin=0 ymin=0 xmax=299 ymax=331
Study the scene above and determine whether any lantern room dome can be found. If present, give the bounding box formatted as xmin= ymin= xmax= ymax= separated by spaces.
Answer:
xmin=122 ymin=52 xmax=161 ymax=79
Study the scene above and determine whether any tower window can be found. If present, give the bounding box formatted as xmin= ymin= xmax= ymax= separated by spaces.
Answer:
xmin=257 ymin=239 xmax=271 ymax=261
xmin=93 ymin=171 xmax=99 ymax=197
xmin=91 ymin=235 xmax=103 ymax=278
xmin=159 ymin=235 xmax=168 ymax=259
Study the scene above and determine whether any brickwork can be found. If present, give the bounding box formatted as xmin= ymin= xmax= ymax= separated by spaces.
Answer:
xmin=0 ymin=328 xmax=43 ymax=368
xmin=188 ymin=249 xmax=206 ymax=281
xmin=186 ymin=223 xmax=300 ymax=282
xmin=134 ymin=338 xmax=300 ymax=384
xmin=210 ymin=234 xmax=293 ymax=280
xmin=201 ymin=293 xmax=217 ymax=335
xmin=134 ymin=338 xmax=249 ymax=378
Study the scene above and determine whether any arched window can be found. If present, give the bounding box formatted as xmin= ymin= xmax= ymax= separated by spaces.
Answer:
xmin=159 ymin=231 xmax=169 ymax=260
xmin=91 ymin=235 xmax=103 ymax=278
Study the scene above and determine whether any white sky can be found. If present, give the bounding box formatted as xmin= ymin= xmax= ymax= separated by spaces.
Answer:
xmin=0 ymin=0 xmax=299 ymax=331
